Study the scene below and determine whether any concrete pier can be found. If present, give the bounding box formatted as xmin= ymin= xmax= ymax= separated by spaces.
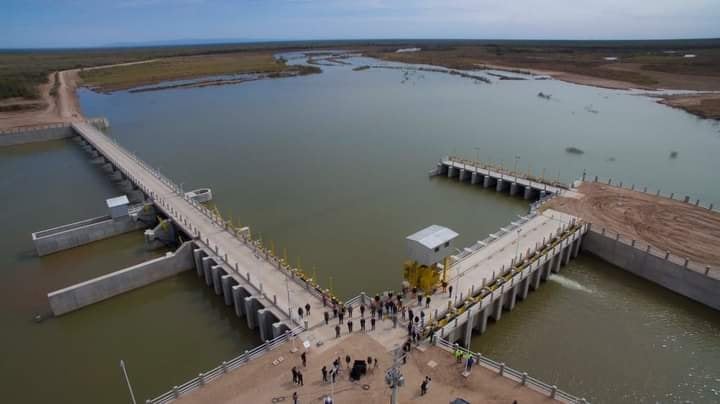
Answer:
xmin=48 ymin=241 xmax=196 ymax=315
xmin=435 ymin=156 xmax=565 ymax=200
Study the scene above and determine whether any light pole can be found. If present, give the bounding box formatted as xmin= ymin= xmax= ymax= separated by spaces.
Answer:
xmin=474 ymin=147 xmax=481 ymax=165
xmin=385 ymin=350 xmax=405 ymax=404
xmin=513 ymin=155 xmax=520 ymax=180
xmin=514 ymin=229 xmax=521 ymax=264
xmin=119 ymin=360 xmax=137 ymax=404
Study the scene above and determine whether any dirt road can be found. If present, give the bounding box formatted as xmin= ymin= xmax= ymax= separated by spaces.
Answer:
xmin=0 ymin=59 xmax=157 ymax=131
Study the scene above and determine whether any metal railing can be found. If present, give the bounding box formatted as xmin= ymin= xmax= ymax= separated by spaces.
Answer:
xmin=452 ymin=211 xmax=539 ymax=263
xmin=148 ymin=325 xmax=304 ymax=404
xmin=430 ymin=222 xmax=588 ymax=336
xmin=588 ymin=225 xmax=719 ymax=280
xmin=444 ymin=155 xmax=570 ymax=190
xmin=582 ymin=172 xmax=718 ymax=213
xmin=74 ymin=123 xmax=343 ymax=324
xmin=435 ymin=338 xmax=587 ymax=403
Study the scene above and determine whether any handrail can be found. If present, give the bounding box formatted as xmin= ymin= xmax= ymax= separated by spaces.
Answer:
xmin=435 ymin=338 xmax=587 ymax=403
xmin=148 ymin=325 xmax=304 ymax=404
xmin=444 ymin=155 xmax=570 ymax=190
xmin=427 ymin=222 xmax=588 ymax=337
xmin=581 ymin=173 xmax=718 ymax=213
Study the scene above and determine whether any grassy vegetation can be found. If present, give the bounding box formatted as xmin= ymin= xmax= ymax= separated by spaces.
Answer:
xmin=0 ymin=42 xmax=333 ymax=100
xmin=366 ymin=39 xmax=720 ymax=90
xmin=80 ymin=51 xmax=306 ymax=91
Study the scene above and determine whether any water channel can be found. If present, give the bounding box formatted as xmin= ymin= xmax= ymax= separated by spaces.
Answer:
xmin=1 ymin=53 xmax=718 ymax=403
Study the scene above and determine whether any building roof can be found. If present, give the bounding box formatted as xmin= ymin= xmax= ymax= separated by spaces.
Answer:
xmin=406 ymin=225 xmax=458 ymax=249
xmin=106 ymin=195 xmax=129 ymax=208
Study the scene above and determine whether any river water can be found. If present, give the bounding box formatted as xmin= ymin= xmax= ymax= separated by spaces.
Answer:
xmin=2 ymin=53 xmax=718 ymax=403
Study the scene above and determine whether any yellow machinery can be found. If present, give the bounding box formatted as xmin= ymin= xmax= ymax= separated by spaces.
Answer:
xmin=404 ymin=225 xmax=458 ymax=294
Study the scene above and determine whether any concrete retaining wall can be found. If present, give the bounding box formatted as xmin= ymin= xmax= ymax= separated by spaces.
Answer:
xmin=48 ymin=241 xmax=195 ymax=315
xmin=0 ymin=118 xmax=109 ymax=147
xmin=32 ymin=215 xmax=146 ymax=256
xmin=583 ymin=230 xmax=720 ymax=311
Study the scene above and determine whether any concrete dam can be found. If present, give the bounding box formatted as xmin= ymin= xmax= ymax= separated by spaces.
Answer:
xmin=12 ymin=120 xmax=718 ymax=403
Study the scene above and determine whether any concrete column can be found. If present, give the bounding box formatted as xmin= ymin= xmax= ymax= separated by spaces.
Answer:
xmin=464 ymin=312 xmax=474 ymax=346
xmin=211 ymin=265 xmax=224 ymax=295
xmin=523 ymin=186 xmax=534 ymax=200
xmin=510 ymin=182 xmax=519 ymax=196
xmin=221 ymin=275 xmax=234 ymax=306
xmin=202 ymin=257 xmax=214 ymax=286
xmin=232 ymin=285 xmax=249 ymax=317
xmin=272 ymin=322 xmax=290 ymax=339
xmin=491 ymin=295 xmax=503 ymax=321
xmin=520 ymin=276 xmax=530 ymax=300
xmin=193 ymin=248 xmax=205 ymax=277
xmin=532 ymin=267 xmax=542 ymax=290
xmin=474 ymin=308 xmax=489 ymax=335
xmin=257 ymin=309 xmax=270 ymax=342
xmin=244 ymin=296 xmax=260 ymax=329
xmin=572 ymin=237 xmax=582 ymax=258
xmin=459 ymin=168 xmax=467 ymax=182
xmin=483 ymin=175 xmax=494 ymax=188
xmin=503 ymin=286 xmax=517 ymax=311
xmin=470 ymin=172 xmax=480 ymax=185
xmin=562 ymin=244 xmax=572 ymax=266
xmin=555 ymin=249 xmax=564 ymax=272
xmin=549 ymin=254 xmax=559 ymax=274
xmin=447 ymin=166 xmax=456 ymax=178
xmin=496 ymin=178 xmax=504 ymax=192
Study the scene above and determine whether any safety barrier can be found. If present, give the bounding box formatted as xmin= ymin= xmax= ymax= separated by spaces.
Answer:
xmin=148 ymin=325 xmax=304 ymax=404
xmin=429 ymin=222 xmax=588 ymax=337
xmin=583 ymin=172 xmax=718 ymax=213
xmin=435 ymin=338 xmax=587 ymax=403
xmin=444 ymin=155 xmax=570 ymax=190
xmin=74 ymin=123 xmax=343 ymax=321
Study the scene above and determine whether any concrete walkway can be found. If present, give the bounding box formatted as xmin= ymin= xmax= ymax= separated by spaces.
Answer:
xmin=73 ymin=122 xmax=327 ymax=333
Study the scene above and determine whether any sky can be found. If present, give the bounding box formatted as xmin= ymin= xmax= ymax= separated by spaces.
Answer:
xmin=2 ymin=0 xmax=720 ymax=48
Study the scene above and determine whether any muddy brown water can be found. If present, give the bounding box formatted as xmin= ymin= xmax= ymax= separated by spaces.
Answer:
xmin=1 ymin=53 xmax=718 ymax=403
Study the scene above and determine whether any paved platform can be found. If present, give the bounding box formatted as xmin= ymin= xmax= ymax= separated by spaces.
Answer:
xmin=172 ymin=334 xmax=559 ymax=404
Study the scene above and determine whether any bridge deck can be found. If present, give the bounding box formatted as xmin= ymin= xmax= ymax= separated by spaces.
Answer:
xmin=442 ymin=157 xmax=566 ymax=194
xmin=72 ymin=122 xmax=326 ymax=331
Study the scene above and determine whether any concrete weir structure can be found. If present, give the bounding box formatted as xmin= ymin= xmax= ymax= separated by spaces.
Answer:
xmin=62 ymin=121 xmax=328 ymax=338
xmin=432 ymin=156 xmax=567 ymax=199
xmin=0 ymin=118 xmax=109 ymax=147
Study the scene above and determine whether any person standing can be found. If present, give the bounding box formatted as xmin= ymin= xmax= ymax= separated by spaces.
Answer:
xmin=360 ymin=317 xmax=366 ymax=332
xmin=298 ymin=370 xmax=304 ymax=386
xmin=335 ymin=324 xmax=341 ymax=338
xmin=324 ymin=311 xmax=329 ymax=325
xmin=298 ymin=307 xmax=304 ymax=319
xmin=292 ymin=367 xmax=298 ymax=385
xmin=420 ymin=311 xmax=425 ymax=327
xmin=370 ymin=317 xmax=376 ymax=331
xmin=360 ymin=303 xmax=366 ymax=318
xmin=347 ymin=320 xmax=353 ymax=333
xmin=339 ymin=310 xmax=344 ymax=325
xmin=305 ymin=303 xmax=311 ymax=317
xmin=416 ymin=293 xmax=422 ymax=306
xmin=425 ymin=296 xmax=431 ymax=309
xmin=420 ymin=379 xmax=427 ymax=396
xmin=301 ymin=351 xmax=307 ymax=367
xmin=347 ymin=304 xmax=353 ymax=318
xmin=448 ymin=285 xmax=453 ymax=298
xmin=322 ymin=366 xmax=328 ymax=383
xmin=345 ymin=354 xmax=351 ymax=369
xmin=293 ymin=391 xmax=298 ymax=404
xmin=333 ymin=304 xmax=338 ymax=318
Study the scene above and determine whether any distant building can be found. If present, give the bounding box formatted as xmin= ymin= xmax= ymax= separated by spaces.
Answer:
xmin=406 ymin=225 xmax=459 ymax=267
xmin=106 ymin=195 xmax=129 ymax=219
